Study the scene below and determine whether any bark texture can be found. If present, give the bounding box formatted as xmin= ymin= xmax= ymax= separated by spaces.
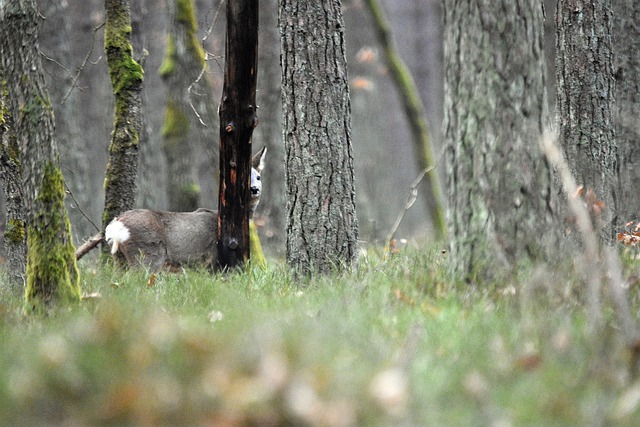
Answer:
xmin=0 ymin=0 xmax=81 ymax=309
xmin=0 ymin=68 xmax=27 ymax=287
xmin=216 ymin=0 xmax=259 ymax=270
xmin=102 ymin=0 xmax=144 ymax=232
xmin=279 ymin=0 xmax=359 ymax=275
xmin=612 ymin=0 xmax=639 ymax=225
xmin=443 ymin=0 xmax=557 ymax=279
xmin=160 ymin=0 xmax=218 ymax=212
xmin=556 ymin=0 xmax=617 ymax=238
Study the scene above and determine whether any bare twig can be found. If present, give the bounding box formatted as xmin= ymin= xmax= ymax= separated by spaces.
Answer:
xmin=386 ymin=145 xmax=446 ymax=250
xmin=62 ymin=21 xmax=105 ymax=105
xmin=63 ymin=179 xmax=101 ymax=233
xmin=202 ymin=0 xmax=225 ymax=44
xmin=187 ymin=66 xmax=209 ymax=127
xmin=186 ymin=0 xmax=225 ymax=127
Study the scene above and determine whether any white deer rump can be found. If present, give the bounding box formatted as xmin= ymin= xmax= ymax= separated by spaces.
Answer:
xmin=105 ymin=219 xmax=131 ymax=255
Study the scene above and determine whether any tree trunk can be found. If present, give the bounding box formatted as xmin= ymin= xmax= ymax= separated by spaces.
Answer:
xmin=612 ymin=0 xmax=639 ymax=225
xmin=556 ymin=0 xmax=617 ymax=239
xmin=216 ymin=0 xmax=259 ymax=270
xmin=0 ymin=69 xmax=27 ymax=288
xmin=363 ymin=0 xmax=446 ymax=241
xmin=279 ymin=0 xmax=359 ymax=275
xmin=443 ymin=0 xmax=557 ymax=280
xmin=0 ymin=0 xmax=81 ymax=310
xmin=160 ymin=0 xmax=218 ymax=212
xmin=102 ymin=0 xmax=144 ymax=235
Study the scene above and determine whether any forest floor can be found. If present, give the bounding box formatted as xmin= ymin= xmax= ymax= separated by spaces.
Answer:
xmin=1 ymin=246 xmax=640 ymax=426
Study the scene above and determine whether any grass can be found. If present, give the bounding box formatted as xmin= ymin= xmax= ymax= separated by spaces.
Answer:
xmin=1 ymin=246 xmax=640 ymax=426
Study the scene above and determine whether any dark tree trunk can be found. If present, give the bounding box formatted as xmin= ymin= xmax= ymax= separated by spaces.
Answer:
xmin=0 ymin=0 xmax=81 ymax=309
xmin=443 ymin=0 xmax=558 ymax=280
xmin=612 ymin=0 xmax=640 ymax=225
xmin=102 ymin=0 xmax=144 ymax=235
xmin=216 ymin=0 xmax=259 ymax=270
xmin=160 ymin=0 xmax=218 ymax=212
xmin=556 ymin=0 xmax=617 ymax=238
xmin=279 ymin=0 xmax=359 ymax=275
xmin=0 ymin=69 xmax=27 ymax=288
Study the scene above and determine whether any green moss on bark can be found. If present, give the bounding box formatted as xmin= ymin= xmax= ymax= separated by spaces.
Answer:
xmin=159 ymin=35 xmax=176 ymax=78
xmin=5 ymin=218 xmax=25 ymax=243
xmin=25 ymin=162 xmax=81 ymax=310
xmin=105 ymin=2 xmax=144 ymax=95
xmin=161 ymin=99 xmax=189 ymax=138
xmin=159 ymin=0 xmax=205 ymax=81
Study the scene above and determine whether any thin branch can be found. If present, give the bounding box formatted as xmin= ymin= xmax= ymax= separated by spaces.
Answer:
xmin=75 ymin=233 xmax=104 ymax=260
xmin=62 ymin=21 xmax=106 ymax=105
xmin=186 ymin=0 xmax=225 ymax=127
xmin=386 ymin=145 xmax=446 ymax=250
xmin=63 ymin=178 xmax=101 ymax=233
xmin=187 ymin=66 xmax=209 ymax=127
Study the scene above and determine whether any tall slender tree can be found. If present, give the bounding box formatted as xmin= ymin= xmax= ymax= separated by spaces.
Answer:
xmin=556 ymin=0 xmax=617 ymax=239
xmin=443 ymin=0 xmax=558 ymax=280
xmin=279 ymin=0 xmax=359 ymax=275
xmin=0 ymin=0 xmax=81 ymax=309
xmin=102 ymin=0 xmax=144 ymax=239
xmin=363 ymin=0 xmax=446 ymax=241
xmin=160 ymin=0 xmax=218 ymax=212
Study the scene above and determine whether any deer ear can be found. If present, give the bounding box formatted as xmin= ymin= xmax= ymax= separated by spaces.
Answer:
xmin=252 ymin=146 xmax=267 ymax=172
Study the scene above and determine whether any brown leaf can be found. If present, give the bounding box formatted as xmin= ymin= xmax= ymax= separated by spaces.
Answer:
xmin=515 ymin=354 xmax=542 ymax=371
xmin=147 ymin=274 xmax=156 ymax=288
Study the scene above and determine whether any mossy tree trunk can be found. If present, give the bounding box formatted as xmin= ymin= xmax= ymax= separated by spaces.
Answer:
xmin=613 ymin=0 xmax=639 ymax=225
xmin=556 ymin=0 xmax=617 ymax=239
xmin=279 ymin=0 xmax=359 ymax=275
xmin=0 ymin=66 xmax=27 ymax=288
xmin=102 ymin=0 xmax=144 ymax=238
xmin=363 ymin=0 xmax=446 ymax=241
xmin=217 ymin=0 xmax=259 ymax=270
xmin=0 ymin=0 xmax=81 ymax=309
xmin=443 ymin=0 xmax=558 ymax=281
xmin=160 ymin=0 xmax=218 ymax=212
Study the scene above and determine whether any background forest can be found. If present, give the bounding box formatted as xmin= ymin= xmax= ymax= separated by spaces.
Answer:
xmin=1 ymin=0 xmax=448 ymax=259
xmin=2 ymin=0 xmax=640 ymax=425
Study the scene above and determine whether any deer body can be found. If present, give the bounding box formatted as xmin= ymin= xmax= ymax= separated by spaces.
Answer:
xmin=105 ymin=147 xmax=266 ymax=270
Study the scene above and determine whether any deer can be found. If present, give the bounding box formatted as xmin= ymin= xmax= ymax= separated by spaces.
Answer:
xmin=100 ymin=146 xmax=267 ymax=271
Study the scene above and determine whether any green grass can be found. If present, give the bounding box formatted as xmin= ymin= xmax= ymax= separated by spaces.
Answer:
xmin=1 ymin=247 xmax=639 ymax=426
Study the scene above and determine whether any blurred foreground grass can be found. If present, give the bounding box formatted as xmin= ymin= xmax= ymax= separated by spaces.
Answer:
xmin=1 ymin=247 xmax=640 ymax=426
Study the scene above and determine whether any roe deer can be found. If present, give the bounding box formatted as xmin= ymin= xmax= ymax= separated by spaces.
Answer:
xmin=104 ymin=147 xmax=267 ymax=271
